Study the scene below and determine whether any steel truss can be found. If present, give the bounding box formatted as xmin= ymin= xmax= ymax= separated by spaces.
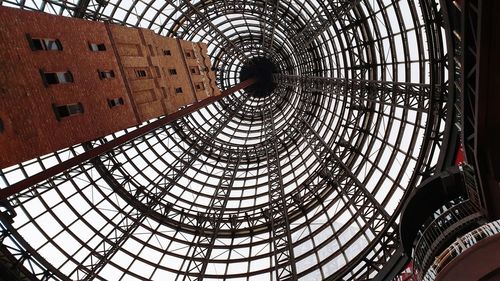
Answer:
xmin=449 ymin=0 xmax=483 ymax=210
xmin=275 ymin=74 xmax=435 ymax=113
xmin=0 ymin=0 xmax=452 ymax=280
xmin=292 ymin=0 xmax=361 ymax=47
xmin=262 ymin=105 xmax=298 ymax=280
xmin=275 ymin=77 xmax=407 ymax=279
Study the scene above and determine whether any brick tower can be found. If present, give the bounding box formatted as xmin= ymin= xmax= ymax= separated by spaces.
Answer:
xmin=0 ymin=7 xmax=220 ymax=168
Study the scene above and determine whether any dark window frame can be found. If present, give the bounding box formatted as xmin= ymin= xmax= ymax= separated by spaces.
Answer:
xmin=185 ymin=50 xmax=195 ymax=58
xmin=175 ymin=87 xmax=183 ymax=94
xmin=27 ymin=34 xmax=63 ymax=51
xmin=99 ymin=70 xmax=115 ymax=80
xmin=195 ymin=82 xmax=205 ymax=91
xmin=40 ymin=70 xmax=74 ymax=86
xmin=108 ymin=97 xmax=125 ymax=108
xmin=189 ymin=66 xmax=201 ymax=75
xmin=169 ymin=69 xmax=177 ymax=75
xmin=135 ymin=69 xmax=147 ymax=78
xmin=89 ymin=43 xmax=106 ymax=52
xmin=163 ymin=50 xmax=172 ymax=56
xmin=53 ymin=102 xmax=84 ymax=121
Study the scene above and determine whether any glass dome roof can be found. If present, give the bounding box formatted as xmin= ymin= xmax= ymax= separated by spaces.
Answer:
xmin=0 ymin=0 xmax=451 ymax=280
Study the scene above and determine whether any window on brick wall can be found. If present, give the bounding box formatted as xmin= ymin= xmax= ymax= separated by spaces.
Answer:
xmin=0 ymin=118 xmax=4 ymax=133
xmin=169 ymin=69 xmax=177 ymax=75
xmin=27 ymin=34 xmax=62 ymax=51
xmin=195 ymin=82 xmax=205 ymax=91
xmin=40 ymin=70 xmax=74 ymax=85
xmin=53 ymin=103 xmax=84 ymax=120
xmin=108 ymin=97 xmax=124 ymax=108
xmin=175 ymin=87 xmax=183 ymax=94
xmin=135 ymin=69 xmax=147 ymax=78
xmin=185 ymin=50 xmax=195 ymax=58
xmin=99 ymin=70 xmax=115 ymax=79
xmin=189 ymin=66 xmax=200 ymax=75
xmin=89 ymin=43 xmax=106 ymax=51
xmin=163 ymin=50 xmax=171 ymax=56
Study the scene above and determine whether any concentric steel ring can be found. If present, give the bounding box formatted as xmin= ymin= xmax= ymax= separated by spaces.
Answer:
xmin=0 ymin=0 xmax=451 ymax=280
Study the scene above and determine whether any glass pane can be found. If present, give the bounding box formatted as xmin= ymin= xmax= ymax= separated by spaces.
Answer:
xmin=44 ymin=39 xmax=61 ymax=50
xmin=57 ymin=72 xmax=73 ymax=83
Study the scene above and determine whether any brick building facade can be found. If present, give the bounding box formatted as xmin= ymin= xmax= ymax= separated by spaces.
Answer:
xmin=0 ymin=7 xmax=220 ymax=168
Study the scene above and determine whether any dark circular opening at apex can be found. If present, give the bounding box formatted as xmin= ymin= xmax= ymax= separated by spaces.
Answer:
xmin=239 ymin=57 xmax=278 ymax=98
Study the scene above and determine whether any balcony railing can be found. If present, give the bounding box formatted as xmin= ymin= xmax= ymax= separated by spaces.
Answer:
xmin=412 ymin=199 xmax=484 ymax=278
xmin=422 ymin=219 xmax=500 ymax=280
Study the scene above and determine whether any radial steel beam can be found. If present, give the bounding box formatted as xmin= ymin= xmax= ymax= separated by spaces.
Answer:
xmin=0 ymin=217 xmax=67 ymax=280
xmin=279 ymin=94 xmax=392 ymax=234
xmin=73 ymin=0 xmax=108 ymax=20
xmin=0 ymin=79 xmax=256 ymax=201
xmin=73 ymin=94 xmax=251 ymax=280
xmin=275 ymin=84 xmax=398 ymax=278
xmin=261 ymin=0 xmax=280 ymax=49
xmin=180 ymin=152 xmax=240 ymax=281
xmin=262 ymin=105 xmax=298 ymax=281
xmin=298 ymin=119 xmax=399 ymax=278
xmin=177 ymin=0 xmax=251 ymax=64
xmin=73 ymin=0 xmax=91 ymax=18
xmin=299 ymin=119 xmax=391 ymax=225
xmin=293 ymin=0 xmax=361 ymax=47
xmin=77 ymin=142 xmax=205 ymax=280
xmin=275 ymin=74 xmax=435 ymax=112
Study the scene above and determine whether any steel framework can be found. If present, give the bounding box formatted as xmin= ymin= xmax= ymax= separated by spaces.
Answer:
xmin=0 ymin=0 xmax=453 ymax=280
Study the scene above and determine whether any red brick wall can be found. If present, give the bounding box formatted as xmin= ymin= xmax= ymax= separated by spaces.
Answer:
xmin=147 ymin=32 xmax=199 ymax=115
xmin=109 ymin=25 xmax=222 ymax=121
xmin=0 ymin=7 xmax=138 ymax=168
xmin=108 ymin=25 xmax=199 ymax=121
xmin=0 ymin=7 xmax=222 ymax=168
xmin=188 ymin=42 xmax=221 ymax=101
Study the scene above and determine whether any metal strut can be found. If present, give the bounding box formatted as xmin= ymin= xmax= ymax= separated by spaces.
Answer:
xmin=261 ymin=0 xmax=280 ymax=50
xmin=296 ymin=119 xmax=399 ymax=278
xmin=293 ymin=0 xmax=361 ymax=47
xmin=180 ymin=152 xmax=241 ymax=281
xmin=275 ymin=74 xmax=435 ymax=113
xmin=74 ymin=95 xmax=250 ymax=280
xmin=73 ymin=0 xmax=108 ymax=20
xmin=262 ymin=105 xmax=298 ymax=281
xmin=275 ymin=80 xmax=400 ymax=278
xmin=178 ymin=0 xmax=251 ymax=64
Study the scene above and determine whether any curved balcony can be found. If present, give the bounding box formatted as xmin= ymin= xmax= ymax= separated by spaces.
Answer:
xmin=399 ymin=165 xmax=486 ymax=280
xmin=423 ymin=220 xmax=500 ymax=280
xmin=412 ymin=199 xmax=484 ymax=278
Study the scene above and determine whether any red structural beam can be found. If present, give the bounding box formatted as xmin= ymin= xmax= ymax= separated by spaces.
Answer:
xmin=0 ymin=78 xmax=256 ymax=200
xmin=394 ymin=262 xmax=419 ymax=281
xmin=455 ymin=143 xmax=464 ymax=166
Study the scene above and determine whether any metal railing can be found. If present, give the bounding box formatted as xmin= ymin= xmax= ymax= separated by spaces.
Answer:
xmin=412 ymin=199 xmax=484 ymax=278
xmin=422 ymin=220 xmax=500 ymax=280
